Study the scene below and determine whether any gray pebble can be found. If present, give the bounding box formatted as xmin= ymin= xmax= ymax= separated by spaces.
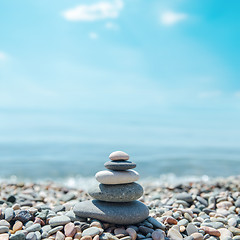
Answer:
xmin=4 ymin=208 xmax=14 ymax=221
xmin=42 ymin=225 xmax=51 ymax=232
xmin=139 ymin=226 xmax=154 ymax=235
xmin=25 ymin=221 xmax=34 ymax=228
xmin=186 ymin=223 xmax=198 ymax=236
xmin=228 ymin=217 xmax=237 ymax=227
xmin=61 ymin=192 xmax=75 ymax=202
xmin=53 ymin=205 xmax=65 ymax=213
xmin=10 ymin=233 xmax=26 ymax=240
xmin=82 ymin=227 xmax=102 ymax=237
xmin=26 ymin=232 xmax=37 ymax=240
xmin=35 ymin=231 xmax=41 ymax=240
xmin=0 ymin=226 xmax=9 ymax=233
xmin=178 ymin=219 xmax=189 ymax=227
xmin=235 ymin=198 xmax=240 ymax=208
xmin=48 ymin=226 xmax=63 ymax=235
xmin=184 ymin=237 xmax=194 ymax=240
xmin=201 ymin=222 xmax=224 ymax=229
xmin=175 ymin=192 xmax=193 ymax=203
xmin=0 ymin=220 xmax=10 ymax=227
xmin=197 ymin=196 xmax=208 ymax=206
xmin=137 ymin=234 xmax=146 ymax=239
xmin=25 ymin=223 xmax=41 ymax=232
xmin=41 ymin=232 xmax=49 ymax=239
xmin=49 ymin=215 xmax=71 ymax=227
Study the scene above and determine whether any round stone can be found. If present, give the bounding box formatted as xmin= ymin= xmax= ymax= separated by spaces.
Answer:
xmin=88 ymin=183 xmax=143 ymax=202
xmin=73 ymin=200 xmax=149 ymax=225
xmin=109 ymin=151 xmax=129 ymax=161
xmin=104 ymin=160 xmax=136 ymax=171
xmin=95 ymin=170 xmax=139 ymax=185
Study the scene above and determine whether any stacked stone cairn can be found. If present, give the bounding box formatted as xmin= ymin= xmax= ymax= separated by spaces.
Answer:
xmin=73 ymin=151 xmax=149 ymax=225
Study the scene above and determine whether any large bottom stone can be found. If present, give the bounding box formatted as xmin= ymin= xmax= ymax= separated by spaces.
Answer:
xmin=73 ymin=200 xmax=149 ymax=225
xmin=88 ymin=183 xmax=143 ymax=202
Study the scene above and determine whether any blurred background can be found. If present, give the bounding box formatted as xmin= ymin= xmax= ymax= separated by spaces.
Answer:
xmin=0 ymin=0 xmax=239 ymax=182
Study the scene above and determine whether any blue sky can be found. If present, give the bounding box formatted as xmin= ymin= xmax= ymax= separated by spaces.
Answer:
xmin=0 ymin=0 xmax=240 ymax=147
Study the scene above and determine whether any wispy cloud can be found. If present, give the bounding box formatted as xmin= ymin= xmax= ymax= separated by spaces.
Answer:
xmin=105 ymin=22 xmax=119 ymax=30
xmin=62 ymin=0 xmax=124 ymax=21
xmin=234 ymin=91 xmax=240 ymax=98
xmin=0 ymin=51 xmax=7 ymax=61
xmin=89 ymin=32 xmax=99 ymax=40
xmin=160 ymin=11 xmax=188 ymax=26
xmin=198 ymin=90 xmax=222 ymax=99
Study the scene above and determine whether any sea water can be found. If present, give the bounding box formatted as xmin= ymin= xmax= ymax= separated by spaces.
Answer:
xmin=0 ymin=142 xmax=239 ymax=184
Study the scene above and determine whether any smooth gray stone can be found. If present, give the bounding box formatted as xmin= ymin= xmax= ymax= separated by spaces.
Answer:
xmin=186 ymin=223 xmax=198 ymax=236
xmin=139 ymin=226 xmax=154 ymax=235
xmin=196 ymin=196 xmax=208 ymax=206
xmin=88 ymin=183 xmax=143 ymax=202
xmin=175 ymin=193 xmax=193 ymax=203
xmin=178 ymin=219 xmax=189 ymax=227
xmin=235 ymin=198 xmax=240 ymax=207
xmin=147 ymin=217 xmax=166 ymax=230
xmin=25 ymin=223 xmax=41 ymax=233
xmin=4 ymin=208 xmax=14 ymax=221
xmin=49 ymin=215 xmax=71 ymax=227
xmin=82 ymin=227 xmax=102 ymax=237
xmin=0 ymin=226 xmax=9 ymax=233
xmin=10 ymin=233 xmax=26 ymax=240
xmin=73 ymin=200 xmax=149 ymax=225
xmin=41 ymin=232 xmax=49 ymax=239
xmin=26 ymin=232 xmax=37 ymax=240
xmin=48 ymin=226 xmax=63 ymax=235
xmin=104 ymin=160 xmax=136 ymax=171
xmin=100 ymin=233 xmax=118 ymax=240
xmin=201 ymin=221 xmax=224 ymax=229
xmin=184 ymin=237 xmax=194 ymax=240
xmin=0 ymin=220 xmax=10 ymax=227
xmin=35 ymin=231 xmax=41 ymax=240
xmin=42 ymin=225 xmax=51 ymax=233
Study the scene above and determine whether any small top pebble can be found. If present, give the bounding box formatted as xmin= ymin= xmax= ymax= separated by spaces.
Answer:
xmin=109 ymin=151 xmax=129 ymax=161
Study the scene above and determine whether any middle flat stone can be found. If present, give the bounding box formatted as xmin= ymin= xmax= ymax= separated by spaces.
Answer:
xmin=88 ymin=182 xmax=143 ymax=202
xmin=104 ymin=160 xmax=136 ymax=171
xmin=95 ymin=170 xmax=139 ymax=184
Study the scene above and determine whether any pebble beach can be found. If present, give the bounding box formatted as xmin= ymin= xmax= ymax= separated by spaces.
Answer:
xmin=0 ymin=175 xmax=239 ymax=240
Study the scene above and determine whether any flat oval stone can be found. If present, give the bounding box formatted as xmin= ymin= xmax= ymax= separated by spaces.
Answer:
xmin=104 ymin=160 xmax=136 ymax=171
xmin=49 ymin=216 xmax=71 ymax=227
xmin=82 ymin=227 xmax=102 ymax=237
xmin=95 ymin=170 xmax=139 ymax=185
xmin=109 ymin=151 xmax=129 ymax=161
xmin=0 ymin=226 xmax=9 ymax=234
xmin=73 ymin=200 xmax=149 ymax=225
xmin=25 ymin=223 xmax=41 ymax=232
xmin=88 ymin=183 xmax=143 ymax=202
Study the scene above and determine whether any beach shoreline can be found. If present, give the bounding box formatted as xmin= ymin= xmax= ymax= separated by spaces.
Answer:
xmin=0 ymin=175 xmax=239 ymax=240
